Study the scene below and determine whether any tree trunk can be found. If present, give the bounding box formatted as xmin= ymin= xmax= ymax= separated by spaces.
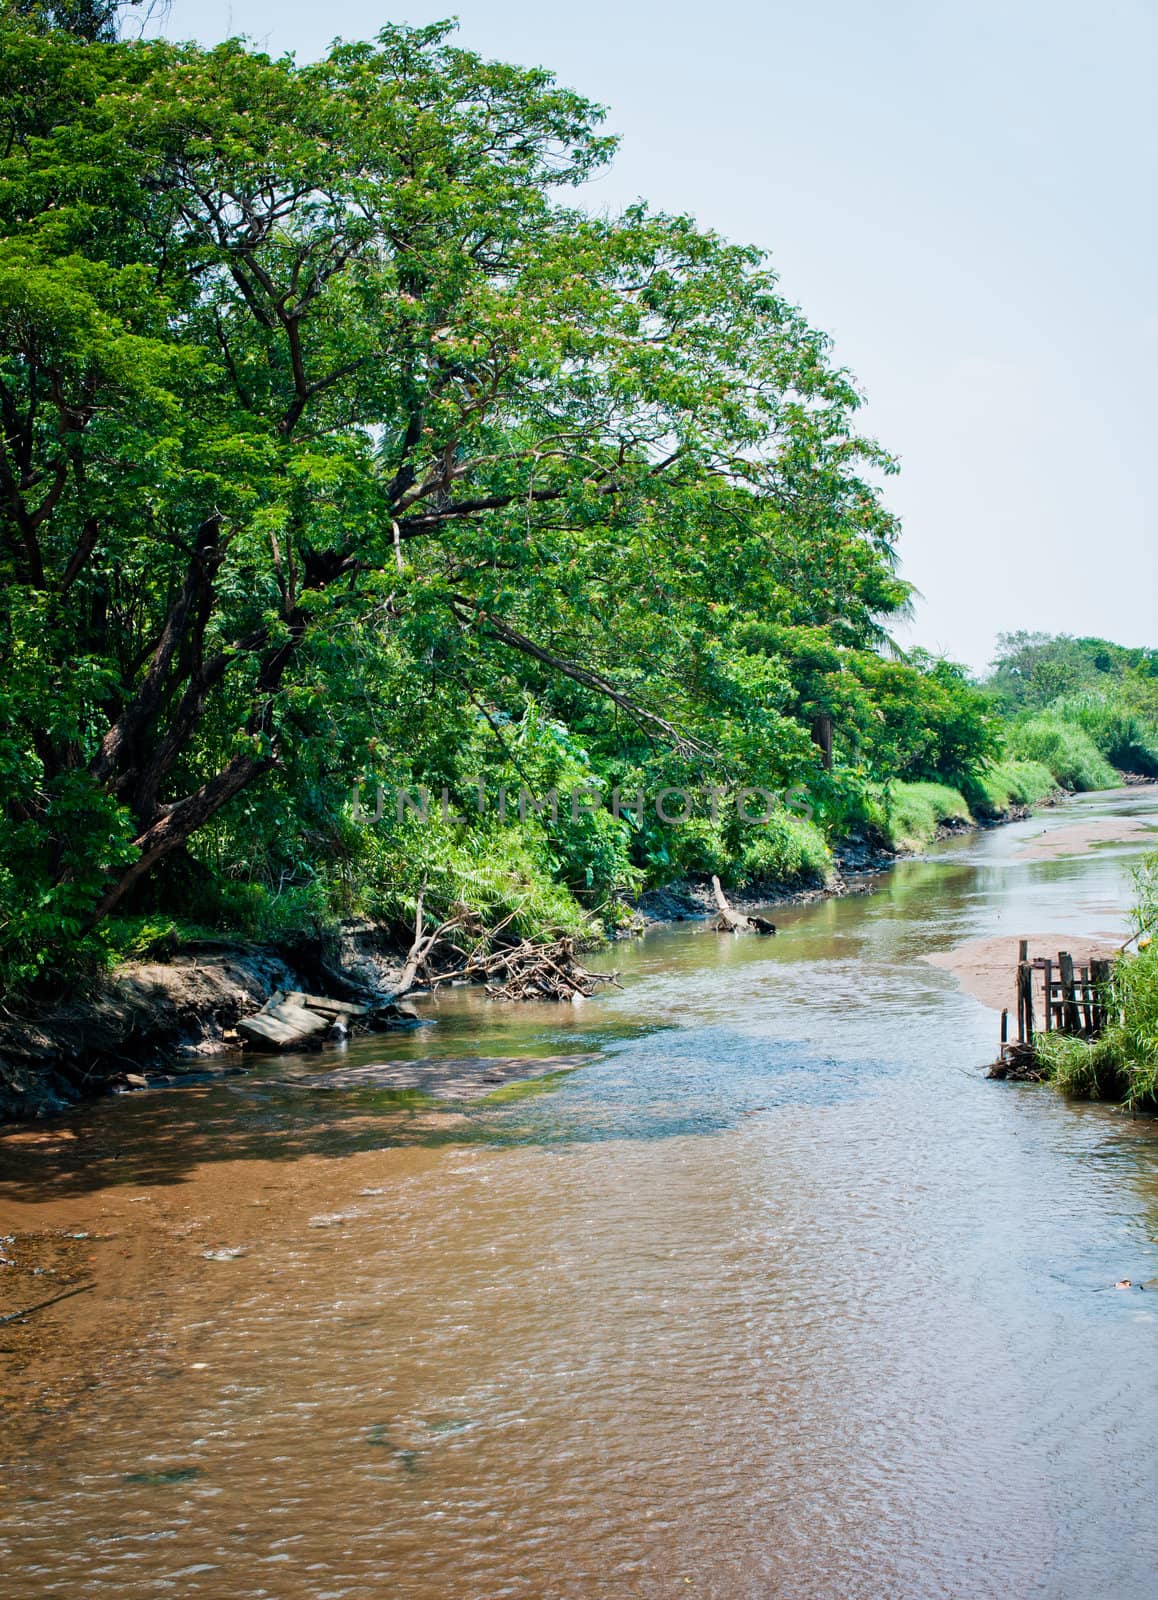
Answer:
xmin=89 ymin=750 xmax=275 ymax=922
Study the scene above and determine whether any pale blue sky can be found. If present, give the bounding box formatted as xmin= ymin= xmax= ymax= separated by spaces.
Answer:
xmin=151 ymin=0 xmax=1158 ymax=673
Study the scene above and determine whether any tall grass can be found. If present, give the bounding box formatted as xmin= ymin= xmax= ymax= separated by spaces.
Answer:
xmin=966 ymin=759 xmax=1057 ymax=817
xmin=1035 ymin=944 xmax=1158 ymax=1110
xmin=1048 ymin=691 xmax=1158 ymax=776
xmin=885 ymin=782 xmax=972 ymax=851
xmin=1035 ymin=852 xmax=1158 ymax=1110
xmin=1003 ymin=714 xmax=1118 ymax=791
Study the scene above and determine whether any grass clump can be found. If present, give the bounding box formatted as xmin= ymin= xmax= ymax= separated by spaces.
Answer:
xmin=737 ymin=811 xmax=833 ymax=887
xmin=1035 ymin=942 xmax=1158 ymax=1110
xmin=885 ymin=782 xmax=972 ymax=851
xmin=966 ymin=759 xmax=1058 ymax=817
xmin=1004 ymin=714 xmax=1117 ymax=792
xmin=1035 ymin=852 xmax=1158 ymax=1109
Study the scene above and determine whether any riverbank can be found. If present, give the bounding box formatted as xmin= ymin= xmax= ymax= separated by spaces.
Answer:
xmin=630 ymin=806 xmax=1040 ymax=929
xmin=0 ymin=798 xmax=1066 ymax=1124
xmin=0 ymin=921 xmax=428 ymax=1123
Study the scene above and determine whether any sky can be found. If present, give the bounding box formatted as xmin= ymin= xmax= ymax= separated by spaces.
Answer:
xmin=149 ymin=0 xmax=1158 ymax=674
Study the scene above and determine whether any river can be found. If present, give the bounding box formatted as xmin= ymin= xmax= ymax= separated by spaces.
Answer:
xmin=2 ymin=789 xmax=1157 ymax=1599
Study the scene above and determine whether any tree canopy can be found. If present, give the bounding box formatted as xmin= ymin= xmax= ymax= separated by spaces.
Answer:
xmin=0 ymin=15 xmax=1000 ymax=988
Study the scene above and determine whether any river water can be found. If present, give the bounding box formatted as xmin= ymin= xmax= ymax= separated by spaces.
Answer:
xmin=2 ymin=791 xmax=1157 ymax=1599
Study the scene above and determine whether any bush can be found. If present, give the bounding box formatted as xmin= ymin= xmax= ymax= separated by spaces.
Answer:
xmin=1003 ymin=715 xmax=1118 ymax=791
xmin=635 ymin=805 xmax=831 ymax=893
xmin=357 ymin=811 xmax=604 ymax=945
xmin=885 ymin=782 xmax=972 ymax=851
xmin=737 ymin=811 xmax=832 ymax=887
xmin=645 ymin=816 xmax=733 ymax=883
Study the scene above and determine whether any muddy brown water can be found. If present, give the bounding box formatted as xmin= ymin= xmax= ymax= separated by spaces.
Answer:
xmin=2 ymin=790 xmax=1158 ymax=1599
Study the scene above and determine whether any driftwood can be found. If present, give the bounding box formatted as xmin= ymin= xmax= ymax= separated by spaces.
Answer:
xmin=393 ymin=889 xmax=485 ymax=996
xmin=237 ymin=988 xmax=369 ymax=1051
xmin=403 ymin=932 xmax=620 ymax=1003
xmin=710 ymin=876 xmax=776 ymax=936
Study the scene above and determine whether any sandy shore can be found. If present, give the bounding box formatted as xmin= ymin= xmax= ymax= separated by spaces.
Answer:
xmin=1015 ymin=813 xmax=1158 ymax=860
xmin=923 ymin=933 xmax=1123 ymax=1014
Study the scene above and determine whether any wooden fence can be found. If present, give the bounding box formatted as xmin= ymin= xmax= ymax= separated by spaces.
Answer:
xmin=1005 ymin=939 xmax=1116 ymax=1049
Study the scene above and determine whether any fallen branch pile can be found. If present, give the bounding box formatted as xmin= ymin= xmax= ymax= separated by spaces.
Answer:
xmin=470 ymin=937 xmax=620 ymax=1002
xmin=986 ymin=1041 xmax=1043 ymax=1081
xmin=393 ymin=889 xmax=620 ymax=1002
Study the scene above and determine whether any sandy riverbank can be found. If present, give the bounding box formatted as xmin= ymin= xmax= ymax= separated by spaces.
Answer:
xmin=1014 ymin=812 xmax=1158 ymax=860
xmin=923 ymin=800 xmax=1157 ymax=1012
xmin=923 ymin=933 xmax=1123 ymax=1015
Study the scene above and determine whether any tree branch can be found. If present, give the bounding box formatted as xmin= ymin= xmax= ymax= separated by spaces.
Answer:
xmin=450 ymin=596 xmax=710 ymax=758
xmin=90 ymin=516 xmax=226 ymax=787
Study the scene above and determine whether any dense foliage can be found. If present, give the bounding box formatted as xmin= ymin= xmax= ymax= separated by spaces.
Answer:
xmin=0 ymin=12 xmax=1070 ymax=994
xmin=987 ymin=631 xmax=1158 ymax=715
xmin=987 ymin=632 xmax=1158 ymax=783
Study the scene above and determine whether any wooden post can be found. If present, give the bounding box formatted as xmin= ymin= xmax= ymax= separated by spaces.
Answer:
xmin=1016 ymin=969 xmax=1025 ymax=1044
xmin=1088 ymin=960 xmax=1101 ymax=1033
xmin=1058 ymin=952 xmax=1081 ymax=1034
xmin=1079 ymin=965 xmax=1094 ymax=1034
xmin=1000 ymin=1008 xmax=1009 ymax=1045
xmin=1023 ymin=963 xmax=1035 ymax=1043
xmin=1042 ymin=958 xmax=1053 ymax=1032
xmin=1090 ymin=958 xmax=1112 ymax=1033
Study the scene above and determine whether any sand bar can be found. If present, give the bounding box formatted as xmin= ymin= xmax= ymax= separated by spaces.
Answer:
xmin=924 ymin=933 xmax=1123 ymax=1014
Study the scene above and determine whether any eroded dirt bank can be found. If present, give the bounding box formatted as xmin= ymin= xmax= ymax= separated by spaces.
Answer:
xmin=0 ymin=920 xmax=418 ymax=1122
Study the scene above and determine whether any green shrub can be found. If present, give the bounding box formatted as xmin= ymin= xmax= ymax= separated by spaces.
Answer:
xmin=1004 ymin=715 xmax=1117 ymax=791
xmin=634 ymin=805 xmax=831 ymax=893
xmin=99 ymin=916 xmax=215 ymax=964
xmin=358 ymin=811 xmax=603 ymax=945
xmin=737 ymin=811 xmax=832 ymax=887
xmin=885 ymin=782 xmax=972 ymax=851
xmin=647 ymin=816 xmax=733 ymax=883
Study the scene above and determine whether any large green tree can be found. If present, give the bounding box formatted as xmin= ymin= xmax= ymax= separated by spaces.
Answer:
xmin=0 ymin=17 xmax=909 ymax=980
